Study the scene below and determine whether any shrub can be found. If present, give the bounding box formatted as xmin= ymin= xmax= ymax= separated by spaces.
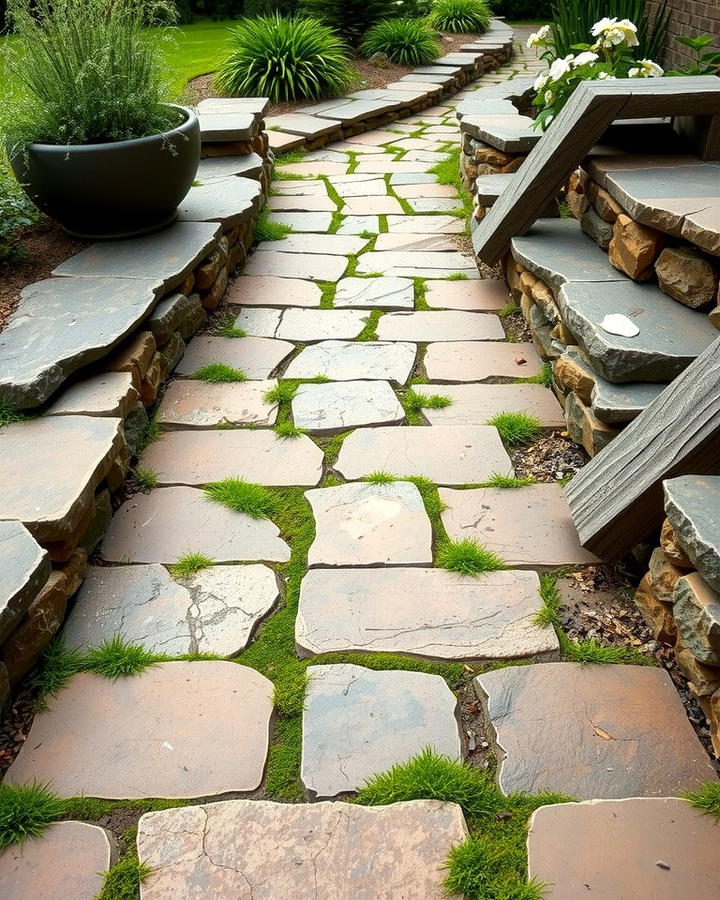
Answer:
xmin=428 ymin=0 xmax=493 ymax=34
xmin=2 ymin=0 xmax=180 ymax=150
xmin=302 ymin=0 xmax=391 ymax=46
xmin=0 ymin=163 xmax=36 ymax=262
xmin=361 ymin=19 xmax=441 ymax=66
xmin=215 ymin=14 xmax=353 ymax=102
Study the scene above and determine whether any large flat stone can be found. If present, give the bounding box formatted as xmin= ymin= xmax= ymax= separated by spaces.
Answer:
xmin=591 ymin=377 xmax=665 ymax=424
xmin=257 ymin=233 xmax=367 ymax=256
xmin=306 ymin=481 xmax=432 ymax=567
xmin=285 ymin=340 xmax=415 ymax=384
xmin=5 ymin=663 xmax=274 ymax=798
xmin=297 ymin=568 xmax=558 ymax=661
xmin=335 ymin=277 xmax=414 ymax=310
xmin=377 ymin=311 xmax=504 ymax=342
xmin=225 ymin=276 xmax=324 ymax=310
xmin=45 ymin=372 xmax=138 ymax=418
xmin=414 ymin=383 xmax=564 ymax=426
xmin=157 ymin=379 xmax=278 ymax=427
xmin=357 ymin=251 xmax=479 ymax=278
xmin=0 ymin=821 xmax=113 ymax=900
xmin=302 ymin=664 xmax=461 ymax=798
xmin=462 ymin=114 xmax=538 ymax=152
xmin=475 ymin=663 xmax=716 ymax=798
xmin=175 ymin=335 xmax=294 ymax=379
xmin=664 ymin=476 xmax=720 ymax=593
xmin=63 ymin=563 xmax=278 ymax=656
xmin=336 ymin=425 xmax=513 ymax=484
xmin=267 ymin=195 xmax=336 ymax=212
xmin=440 ymin=485 xmax=598 ymax=568
xmin=0 ymin=521 xmax=51 ymax=646
xmin=267 ymin=212 xmax=333 ymax=232
xmin=198 ymin=110 xmax=256 ymax=141
xmin=0 ymin=416 xmax=123 ymax=544
xmin=336 ymin=215 xmax=380 ymax=234
xmin=265 ymin=113 xmax=341 ymax=137
xmin=140 ymin=430 xmax=323 ymax=486
xmin=331 ymin=175 xmax=389 ymax=198
xmin=426 ymin=279 xmax=509 ymax=311
xmin=673 ymin=572 xmax=720 ymax=665
xmin=292 ymin=380 xmax=404 ymax=433
xmin=425 ymin=340 xmax=543 ymax=381
xmin=528 ymin=798 xmax=720 ymax=900
xmin=234 ymin=307 xmax=368 ymax=341
xmin=243 ymin=251 xmax=347 ymax=281
xmin=0 ymin=277 xmax=159 ymax=408
xmin=343 ymin=196 xmax=404 ymax=215
xmin=272 ymin=179 xmax=328 ymax=196
xmin=177 ymin=177 xmax=261 ymax=228
xmin=101 ymin=487 xmax=290 ymax=563
xmin=386 ymin=215 xmax=464 ymax=234
xmin=137 ymin=799 xmax=467 ymax=898
xmin=196 ymin=153 xmax=263 ymax=184
xmin=373 ymin=234 xmax=459 ymax=252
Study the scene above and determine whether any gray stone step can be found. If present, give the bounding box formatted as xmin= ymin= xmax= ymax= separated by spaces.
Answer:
xmin=664 ymin=476 xmax=720 ymax=592
xmin=0 ymin=520 xmax=50 ymax=644
xmin=461 ymin=114 xmax=538 ymax=152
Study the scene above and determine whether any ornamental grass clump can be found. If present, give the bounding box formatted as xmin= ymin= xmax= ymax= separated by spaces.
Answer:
xmin=302 ymin=0 xmax=391 ymax=47
xmin=361 ymin=19 xmax=441 ymax=67
xmin=1 ymin=0 xmax=180 ymax=151
xmin=428 ymin=0 xmax=493 ymax=34
xmin=215 ymin=15 xmax=354 ymax=102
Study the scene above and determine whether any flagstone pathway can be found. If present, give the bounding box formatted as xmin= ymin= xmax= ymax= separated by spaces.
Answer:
xmin=3 ymin=32 xmax=719 ymax=899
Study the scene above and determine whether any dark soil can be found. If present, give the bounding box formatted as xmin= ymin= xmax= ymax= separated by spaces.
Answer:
xmin=0 ymin=684 xmax=36 ymax=776
xmin=503 ymin=308 xmax=532 ymax=342
xmin=511 ymin=433 xmax=588 ymax=483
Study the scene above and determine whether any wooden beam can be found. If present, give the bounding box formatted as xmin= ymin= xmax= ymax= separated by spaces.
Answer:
xmin=565 ymin=337 xmax=720 ymax=560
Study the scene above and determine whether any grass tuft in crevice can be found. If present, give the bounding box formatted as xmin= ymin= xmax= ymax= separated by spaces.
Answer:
xmin=84 ymin=635 xmax=161 ymax=679
xmin=204 ymin=478 xmax=274 ymax=518
xmin=0 ymin=781 xmax=67 ymax=850
xmin=488 ymin=412 xmax=542 ymax=447
xmin=0 ymin=399 xmax=27 ymax=428
xmin=169 ymin=552 xmax=215 ymax=579
xmin=481 ymin=473 xmax=536 ymax=489
xmin=132 ymin=467 xmax=158 ymax=492
xmin=191 ymin=363 xmax=248 ymax=383
xmin=253 ymin=212 xmax=293 ymax=244
xmin=683 ymin=782 xmax=720 ymax=821
xmin=215 ymin=315 xmax=247 ymax=339
xmin=436 ymin=538 xmax=505 ymax=576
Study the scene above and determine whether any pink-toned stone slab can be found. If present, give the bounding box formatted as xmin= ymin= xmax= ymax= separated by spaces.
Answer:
xmin=426 ymin=279 xmax=510 ymax=311
xmin=138 ymin=799 xmax=467 ymax=899
xmin=284 ymin=340 xmax=415 ymax=383
xmin=440 ymin=484 xmax=599 ymax=568
xmin=302 ymin=664 xmax=461 ymax=798
xmin=389 ymin=138 xmax=447 ymax=152
xmin=276 ymin=308 xmax=370 ymax=342
xmin=5 ymin=663 xmax=274 ymax=798
xmin=278 ymin=161 xmax=348 ymax=176
xmin=528 ymin=798 xmax=720 ymax=900
xmin=175 ymin=336 xmax=293 ymax=379
xmin=475 ymin=663 xmax=717 ymax=799
xmin=332 ymin=176 xmax=388 ymax=198
xmin=292 ymin=380 xmax=404 ymax=433
xmin=267 ymin=194 xmax=337 ymax=212
xmin=297 ymin=568 xmax=559 ymax=661
xmin=343 ymin=196 xmax=404 ymax=215
xmin=386 ymin=214 xmax=464 ymax=234
xmin=306 ymin=481 xmax=432 ymax=566
xmin=377 ymin=311 xmax=504 ymax=342
xmin=257 ymin=233 xmax=367 ymax=256
xmin=394 ymin=183 xmax=460 ymax=199
xmin=157 ymin=379 xmax=278 ymax=427
xmin=345 ymin=130 xmax=404 ymax=146
xmin=335 ymin=276 xmax=414 ymax=310
xmin=355 ymin=160 xmax=436 ymax=174
xmin=140 ymin=431 xmax=323 ymax=486
xmin=425 ymin=341 xmax=543 ymax=381
xmin=374 ymin=234 xmax=459 ymax=253
xmin=336 ymin=425 xmax=513 ymax=485
xmin=271 ymin=179 xmax=328 ymax=196
xmin=357 ymin=251 xmax=479 ymax=278
xmin=266 ymin=130 xmax=304 ymax=152
xmin=0 ymin=821 xmax=113 ymax=900
xmin=46 ymin=371 xmax=138 ymax=418
xmin=267 ymin=211 xmax=333 ymax=232
xmin=414 ymin=383 xmax=565 ymax=427
xmin=331 ymin=141 xmax=388 ymax=155
xmin=225 ymin=276 xmax=322 ymax=308
xmin=243 ymin=250 xmax=347 ymax=281
xmin=336 ymin=215 xmax=381 ymax=234
xmin=101 ymin=487 xmax=290 ymax=564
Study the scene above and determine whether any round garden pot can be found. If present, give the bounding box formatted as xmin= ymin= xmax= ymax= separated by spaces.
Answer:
xmin=10 ymin=104 xmax=201 ymax=240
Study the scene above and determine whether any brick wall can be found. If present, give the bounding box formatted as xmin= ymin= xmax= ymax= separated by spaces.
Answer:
xmin=646 ymin=0 xmax=720 ymax=70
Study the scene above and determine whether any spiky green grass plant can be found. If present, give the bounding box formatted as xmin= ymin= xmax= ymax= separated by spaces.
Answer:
xmin=83 ymin=635 xmax=160 ymax=679
xmin=191 ymin=363 xmax=248 ymax=383
xmin=204 ymin=478 xmax=274 ymax=518
xmin=684 ymin=782 xmax=720 ymax=821
xmin=169 ymin=552 xmax=215 ymax=578
xmin=0 ymin=782 xmax=67 ymax=850
xmin=133 ymin=467 xmax=158 ymax=491
xmin=488 ymin=412 xmax=543 ymax=447
xmin=361 ymin=18 xmax=441 ymax=67
xmin=436 ymin=538 xmax=505 ymax=575
xmin=428 ymin=0 xmax=493 ymax=33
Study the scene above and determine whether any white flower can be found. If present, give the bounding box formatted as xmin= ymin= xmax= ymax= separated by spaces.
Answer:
xmin=527 ymin=24 xmax=551 ymax=48
xmin=534 ymin=73 xmax=549 ymax=92
xmin=545 ymin=89 xmax=554 ymax=104
xmin=597 ymin=70 xmax=615 ymax=79
xmin=591 ymin=16 xmax=638 ymax=49
xmin=639 ymin=58 xmax=664 ymax=77
xmin=548 ymin=54 xmax=574 ymax=80
xmin=572 ymin=51 xmax=599 ymax=67
xmin=628 ymin=67 xmax=640 ymax=77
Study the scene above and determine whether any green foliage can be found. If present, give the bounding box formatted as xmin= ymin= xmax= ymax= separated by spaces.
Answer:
xmin=683 ymin=782 xmax=720 ymax=821
xmin=483 ymin=473 xmax=536 ymax=489
xmin=550 ymin=0 xmax=670 ymax=61
xmin=191 ymin=363 xmax=248 ymax=383
xmin=0 ymin=781 xmax=67 ymax=850
xmin=563 ymin=637 xmax=651 ymax=665
xmin=216 ymin=316 xmax=247 ymax=338
xmin=253 ymin=213 xmax=293 ymax=243
xmin=444 ymin=835 xmax=545 ymax=899
xmin=96 ymin=850 xmax=152 ymax=900
xmin=534 ymin=573 xmax=562 ymax=627
xmin=169 ymin=552 xmax=215 ymax=578
xmin=302 ymin=0 xmax=391 ymax=46
xmin=356 ymin=309 xmax=383 ymax=341
xmin=2 ymin=0 xmax=180 ymax=149
xmin=436 ymin=537 xmax=505 ymax=575
xmin=273 ymin=147 xmax=307 ymax=166
xmin=428 ymin=0 xmax=493 ymax=34
xmin=488 ymin=411 xmax=542 ymax=446
xmin=204 ymin=477 xmax=274 ymax=518
xmin=32 ymin=639 xmax=85 ymax=709
xmin=404 ymin=389 xmax=452 ymax=412
xmin=361 ymin=18 xmax=441 ymax=67
xmin=215 ymin=14 xmax=353 ymax=102
xmin=667 ymin=34 xmax=720 ymax=76
xmin=275 ymin=421 xmax=304 ymax=439
xmin=0 ymin=165 xmax=36 ymax=262
xmin=0 ymin=397 xmax=27 ymax=427
xmin=133 ymin=467 xmax=159 ymax=491
xmin=136 ymin=415 xmax=163 ymax=453
xmin=265 ymin=380 xmax=298 ymax=405
xmin=83 ymin=635 xmax=160 ymax=679
xmin=365 ymin=471 xmax=397 ymax=484
xmin=520 ymin=361 xmax=554 ymax=388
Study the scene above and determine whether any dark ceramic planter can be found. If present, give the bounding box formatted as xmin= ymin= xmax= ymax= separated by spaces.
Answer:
xmin=10 ymin=104 xmax=200 ymax=240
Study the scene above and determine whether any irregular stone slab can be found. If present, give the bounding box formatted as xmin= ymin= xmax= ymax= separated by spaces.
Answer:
xmin=267 ymin=212 xmax=333 ymax=232
xmin=63 ymin=563 xmax=279 ymax=656
xmin=426 ymin=279 xmax=509 ymax=311
xmin=425 ymin=341 xmax=544 ymax=382
xmin=140 ymin=430 xmax=323 ymax=486
xmin=277 ymin=161 xmax=348 ymax=177
xmin=0 ymin=520 xmax=51 ymax=645
xmin=101 ymin=487 xmax=290 ymax=564
xmin=335 ymin=277 xmax=414 ymax=310
xmin=197 ymin=97 xmax=268 ymax=115
xmin=5 ymin=663 xmax=274 ymax=798
xmin=475 ymin=173 xmax=515 ymax=206
xmin=394 ymin=182 xmax=460 ymax=199
xmin=343 ymin=196 xmax=404 ymax=215
xmin=302 ymin=664 xmax=461 ymax=798
xmin=0 ymin=821 xmax=113 ymax=900
xmin=244 ymin=250 xmax=347 ymax=281
xmin=265 ymin=113 xmax=341 ymax=137
xmin=591 ymin=377 xmax=665 ymax=424
xmin=337 ymin=425 xmax=513 ymax=484
xmin=157 ymin=379 xmax=278 ymax=427
xmin=176 ymin=335 xmax=293 ymax=379
xmin=664 ymin=476 xmax=720 ymax=592
xmin=0 ymin=416 xmax=123 ymax=544
xmin=196 ymin=153 xmax=263 ymax=183
xmin=306 ymin=481 xmax=432 ymax=567
xmin=277 ymin=308 xmax=369 ymax=342
xmin=257 ymin=233 xmax=366 ymax=256
xmin=357 ymin=251 xmax=478 ymax=278
xmin=336 ymin=215 xmax=380 ymax=234
xmin=198 ymin=110 xmax=255 ymax=141
xmin=332 ymin=177 xmax=388 ymax=198
xmin=386 ymin=214 xmax=464 ymax=234
xmin=440 ymin=485 xmax=598 ymax=568
xmin=177 ymin=177 xmax=261 ymax=228
xmin=266 ymin=130 xmax=304 ymax=152
xmin=272 ymin=179 xmax=328 ymax=196
xmin=389 ymin=172 xmax=439 ymax=185
xmin=137 ymin=799 xmax=466 ymax=899
xmin=528 ymin=798 xmax=720 ymax=900
xmin=53 ymin=221 xmax=220 ymax=292
xmin=475 ymin=663 xmax=716 ymax=798
xmin=267 ymin=194 xmax=336 ymax=212
xmin=292 ymin=380 xmax=404 ymax=433
xmin=373 ymin=234 xmax=458 ymax=252
xmin=225 ymin=275 xmax=322 ymax=308
xmin=297 ymin=568 xmax=558 ymax=661
xmin=673 ymin=573 xmax=720 ymax=665
xmin=45 ymin=372 xmax=138 ymax=418
xmin=0 ymin=276 xmax=159 ymax=408
xmin=345 ymin=129 xmax=401 ymax=146
xmin=407 ymin=197 xmax=464 ymax=212
xmin=414 ymin=383 xmax=564 ymax=427
xmin=462 ymin=114 xmax=539 ymax=152
xmin=285 ymin=340 xmax=415 ymax=383
xmin=377 ymin=311 xmax=504 ymax=342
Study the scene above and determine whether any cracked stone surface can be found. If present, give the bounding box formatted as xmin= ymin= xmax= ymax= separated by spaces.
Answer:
xmin=475 ymin=663 xmax=716 ymax=798
xmin=284 ymin=340 xmax=415 ymax=384
xmin=439 ymin=485 xmax=598 ymax=568
xmin=175 ymin=335 xmax=294 ymax=380
xmin=664 ymin=476 xmax=720 ymax=592
xmin=425 ymin=341 xmax=544 ymax=381
xmin=343 ymin=196 xmax=404 ymax=215
xmin=296 ymin=568 xmax=559 ymax=661
xmin=101 ymin=487 xmax=290 ymax=564
xmin=292 ymin=380 xmax=404 ymax=433
xmin=157 ymin=379 xmax=278 ymax=428
xmin=527 ymin=797 xmax=720 ymax=899
xmin=0 ymin=821 xmax=114 ymax=900
xmin=225 ymin=276 xmax=322 ymax=308
xmin=306 ymin=481 xmax=432 ymax=567
xmin=257 ymin=233 xmax=367 ymax=256
xmin=335 ymin=277 xmax=414 ymax=310
xmin=336 ymin=425 xmax=513 ymax=485
xmin=137 ymin=799 xmax=467 ymax=899
xmin=357 ymin=250 xmax=479 ymax=278
xmin=301 ymin=664 xmax=461 ymax=798
xmin=63 ymin=563 xmax=279 ymax=655
xmin=413 ymin=383 xmax=565 ymax=427
xmin=234 ymin=307 xmax=368 ymax=341
xmin=373 ymin=233 xmax=458 ymax=252
xmin=5 ymin=663 xmax=274 ymax=798
xmin=377 ymin=311 xmax=504 ymax=342
xmin=139 ymin=430 xmax=323 ymax=486
xmin=243 ymin=251 xmax=347 ymax=281
xmin=426 ymin=279 xmax=510 ymax=311
xmin=0 ymin=520 xmax=50 ymax=644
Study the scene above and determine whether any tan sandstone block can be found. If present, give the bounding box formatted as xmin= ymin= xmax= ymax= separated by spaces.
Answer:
xmin=655 ymin=246 xmax=719 ymax=309
xmin=609 ymin=214 xmax=664 ymax=281
xmin=588 ymin=182 xmax=623 ymax=223
xmin=634 ymin=573 xmax=676 ymax=645
xmin=660 ymin=518 xmax=694 ymax=569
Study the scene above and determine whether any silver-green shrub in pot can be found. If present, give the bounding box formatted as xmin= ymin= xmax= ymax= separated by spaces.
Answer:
xmin=2 ymin=0 xmax=200 ymax=239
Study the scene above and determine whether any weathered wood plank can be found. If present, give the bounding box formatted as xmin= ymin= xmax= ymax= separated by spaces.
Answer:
xmin=566 ymin=336 xmax=720 ymax=559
